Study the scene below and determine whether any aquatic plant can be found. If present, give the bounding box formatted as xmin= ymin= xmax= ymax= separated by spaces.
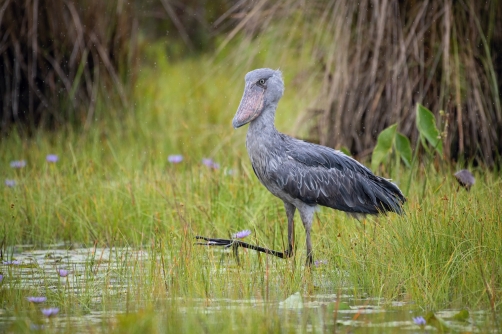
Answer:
xmin=168 ymin=155 xmax=183 ymax=164
xmin=41 ymin=308 xmax=59 ymax=317
xmin=58 ymin=269 xmax=69 ymax=277
xmin=26 ymin=297 xmax=47 ymax=303
xmin=5 ymin=179 xmax=16 ymax=187
xmin=46 ymin=155 xmax=59 ymax=163
xmin=232 ymin=230 xmax=251 ymax=239
xmin=9 ymin=160 xmax=26 ymax=168
xmin=202 ymin=158 xmax=220 ymax=169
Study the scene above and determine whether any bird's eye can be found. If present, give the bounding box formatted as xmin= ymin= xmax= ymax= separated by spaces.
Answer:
xmin=258 ymin=79 xmax=266 ymax=86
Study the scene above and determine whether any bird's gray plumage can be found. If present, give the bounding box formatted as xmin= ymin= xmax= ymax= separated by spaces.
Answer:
xmin=233 ymin=68 xmax=406 ymax=265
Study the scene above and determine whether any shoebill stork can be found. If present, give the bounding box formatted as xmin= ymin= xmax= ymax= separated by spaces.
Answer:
xmin=232 ymin=68 xmax=406 ymax=265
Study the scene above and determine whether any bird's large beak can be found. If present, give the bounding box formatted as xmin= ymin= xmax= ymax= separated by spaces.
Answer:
xmin=232 ymin=84 xmax=265 ymax=128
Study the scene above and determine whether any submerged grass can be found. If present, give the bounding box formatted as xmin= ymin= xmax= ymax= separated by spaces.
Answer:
xmin=0 ymin=46 xmax=501 ymax=332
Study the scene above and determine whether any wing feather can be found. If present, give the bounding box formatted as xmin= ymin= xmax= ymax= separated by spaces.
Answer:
xmin=272 ymin=135 xmax=406 ymax=214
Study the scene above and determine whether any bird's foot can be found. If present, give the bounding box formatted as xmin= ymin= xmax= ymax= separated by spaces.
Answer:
xmin=306 ymin=254 xmax=313 ymax=267
xmin=194 ymin=236 xmax=234 ymax=247
xmin=283 ymin=249 xmax=294 ymax=258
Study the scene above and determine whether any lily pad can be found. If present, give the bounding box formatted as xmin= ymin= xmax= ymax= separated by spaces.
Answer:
xmin=425 ymin=311 xmax=450 ymax=332
xmin=451 ymin=309 xmax=470 ymax=322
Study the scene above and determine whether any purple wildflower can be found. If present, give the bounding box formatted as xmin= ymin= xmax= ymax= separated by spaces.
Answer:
xmin=168 ymin=154 xmax=183 ymax=164
xmin=27 ymin=297 xmax=47 ymax=303
xmin=232 ymin=229 xmax=251 ymax=239
xmin=46 ymin=154 xmax=59 ymax=163
xmin=5 ymin=179 xmax=16 ymax=187
xmin=41 ymin=308 xmax=59 ymax=317
xmin=314 ymin=259 xmax=328 ymax=267
xmin=0 ymin=274 xmax=3 ymax=283
xmin=3 ymin=260 xmax=20 ymax=265
xmin=202 ymin=158 xmax=219 ymax=169
xmin=413 ymin=316 xmax=426 ymax=326
xmin=202 ymin=158 xmax=213 ymax=167
xmin=58 ymin=269 xmax=69 ymax=277
xmin=10 ymin=160 xmax=26 ymax=168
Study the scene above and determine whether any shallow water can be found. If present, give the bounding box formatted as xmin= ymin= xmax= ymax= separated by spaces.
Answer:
xmin=0 ymin=245 xmax=495 ymax=333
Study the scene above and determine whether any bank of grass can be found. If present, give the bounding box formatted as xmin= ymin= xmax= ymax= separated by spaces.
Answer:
xmin=1 ymin=49 xmax=501 ymax=331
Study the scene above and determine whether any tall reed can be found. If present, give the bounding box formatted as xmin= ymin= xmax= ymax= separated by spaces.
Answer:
xmin=0 ymin=0 xmax=137 ymax=134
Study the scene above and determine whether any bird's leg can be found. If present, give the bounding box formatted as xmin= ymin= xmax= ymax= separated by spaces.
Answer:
xmin=284 ymin=202 xmax=296 ymax=258
xmin=299 ymin=207 xmax=315 ymax=266
xmin=305 ymin=229 xmax=313 ymax=266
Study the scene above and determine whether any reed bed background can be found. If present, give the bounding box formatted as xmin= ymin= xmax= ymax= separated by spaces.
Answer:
xmin=0 ymin=0 xmax=136 ymax=134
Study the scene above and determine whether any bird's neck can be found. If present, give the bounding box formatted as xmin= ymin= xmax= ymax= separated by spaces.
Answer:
xmin=248 ymin=104 xmax=277 ymax=137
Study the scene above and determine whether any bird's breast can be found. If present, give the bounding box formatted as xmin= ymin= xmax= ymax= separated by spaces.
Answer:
xmin=246 ymin=135 xmax=286 ymax=197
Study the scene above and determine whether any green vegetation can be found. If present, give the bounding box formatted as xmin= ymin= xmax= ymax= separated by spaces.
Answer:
xmin=1 ymin=48 xmax=500 ymax=332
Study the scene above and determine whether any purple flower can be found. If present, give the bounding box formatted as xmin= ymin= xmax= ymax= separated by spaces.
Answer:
xmin=10 ymin=160 xmax=26 ymax=168
xmin=232 ymin=229 xmax=251 ymax=239
xmin=58 ymin=269 xmax=69 ymax=277
xmin=168 ymin=155 xmax=183 ymax=164
xmin=314 ymin=259 xmax=328 ymax=267
xmin=27 ymin=297 xmax=47 ymax=303
xmin=5 ymin=179 xmax=16 ymax=187
xmin=0 ymin=274 xmax=3 ymax=283
xmin=46 ymin=154 xmax=59 ymax=163
xmin=202 ymin=158 xmax=213 ymax=167
xmin=413 ymin=316 xmax=426 ymax=326
xmin=41 ymin=308 xmax=59 ymax=317
xmin=3 ymin=260 xmax=20 ymax=265
xmin=202 ymin=158 xmax=219 ymax=169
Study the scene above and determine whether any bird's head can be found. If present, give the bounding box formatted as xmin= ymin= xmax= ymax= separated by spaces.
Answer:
xmin=232 ymin=68 xmax=284 ymax=128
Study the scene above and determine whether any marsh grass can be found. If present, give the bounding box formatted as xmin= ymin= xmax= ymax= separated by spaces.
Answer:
xmin=1 ymin=48 xmax=501 ymax=332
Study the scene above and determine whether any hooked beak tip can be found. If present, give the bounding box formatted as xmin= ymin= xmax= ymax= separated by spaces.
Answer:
xmin=232 ymin=121 xmax=242 ymax=129
xmin=232 ymin=117 xmax=246 ymax=129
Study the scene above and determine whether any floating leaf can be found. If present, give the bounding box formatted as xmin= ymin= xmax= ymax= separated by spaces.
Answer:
xmin=451 ymin=309 xmax=469 ymax=322
xmin=278 ymin=292 xmax=303 ymax=309
xmin=424 ymin=312 xmax=450 ymax=332
xmin=371 ymin=124 xmax=397 ymax=171
xmin=395 ymin=132 xmax=412 ymax=167
xmin=416 ymin=103 xmax=443 ymax=155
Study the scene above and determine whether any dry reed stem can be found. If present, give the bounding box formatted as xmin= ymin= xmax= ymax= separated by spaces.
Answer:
xmin=0 ymin=0 xmax=136 ymax=133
